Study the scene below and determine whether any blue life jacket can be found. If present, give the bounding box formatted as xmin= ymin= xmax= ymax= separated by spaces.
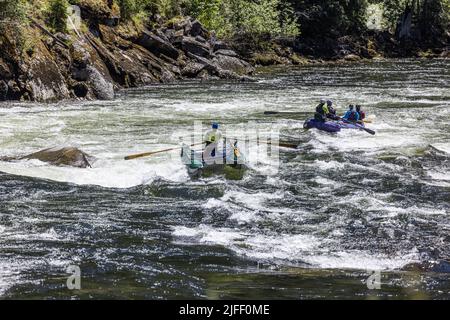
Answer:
xmin=343 ymin=110 xmax=359 ymax=121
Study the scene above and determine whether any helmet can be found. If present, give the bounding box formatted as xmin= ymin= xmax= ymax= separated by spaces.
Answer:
xmin=349 ymin=105 xmax=354 ymax=110
xmin=356 ymin=105 xmax=361 ymax=111
xmin=326 ymin=100 xmax=333 ymax=106
xmin=212 ymin=122 xmax=219 ymax=129
xmin=320 ymin=99 xmax=326 ymax=104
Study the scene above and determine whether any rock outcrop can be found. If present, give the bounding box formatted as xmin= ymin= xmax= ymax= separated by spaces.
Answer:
xmin=1 ymin=147 xmax=94 ymax=168
xmin=0 ymin=10 xmax=254 ymax=103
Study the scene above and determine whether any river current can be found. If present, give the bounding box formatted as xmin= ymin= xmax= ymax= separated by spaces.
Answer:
xmin=0 ymin=59 xmax=449 ymax=299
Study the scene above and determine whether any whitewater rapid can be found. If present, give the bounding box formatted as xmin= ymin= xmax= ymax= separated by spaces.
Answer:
xmin=0 ymin=59 xmax=449 ymax=298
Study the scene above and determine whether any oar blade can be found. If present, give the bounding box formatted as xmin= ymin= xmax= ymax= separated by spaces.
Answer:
xmin=363 ymin=128 xmax=376 ymax=135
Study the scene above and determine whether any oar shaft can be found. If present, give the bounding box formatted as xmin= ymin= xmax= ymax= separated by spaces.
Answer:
xmin=125 ymin=148 xmax=177 ymax=160
xmin=227 ymin=137 xmax=298 ymax=149
xmin=341 ymin=119 xmax=375 ymax=135
xmin=264 ymin=111 xmax=305 ymax=115
xmin=124 ymin=142 xmax=204 ymax=160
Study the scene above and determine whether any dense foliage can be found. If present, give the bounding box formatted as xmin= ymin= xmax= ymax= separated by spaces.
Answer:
xmin=289 ymin=0 xmax=369 ymax=37
xmin=47 ymin=0 xmax=70 ymax=32
xmin=1 ymin=0 xmax=448 ymax=44
xmin=372 ymin=0 xmax=450 ymax=43
xmin=116 ymin=0 xmax=299 ymax=38
xmin=0 ymin=0 xmax=28 ymax=25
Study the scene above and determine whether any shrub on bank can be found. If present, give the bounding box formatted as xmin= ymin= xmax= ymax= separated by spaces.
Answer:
xmin=47 ymin=0 xmax=69 ymax=32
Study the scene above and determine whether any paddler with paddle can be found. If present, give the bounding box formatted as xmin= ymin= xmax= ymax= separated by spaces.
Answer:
xmin=326 ymin=100 xmax=340 ymax=120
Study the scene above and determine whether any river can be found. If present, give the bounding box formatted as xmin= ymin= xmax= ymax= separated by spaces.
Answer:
xmin=0 ymin=59 xmax=449 ymax=299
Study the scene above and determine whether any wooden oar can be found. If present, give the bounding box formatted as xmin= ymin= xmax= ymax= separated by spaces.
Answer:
xmin=227 ymin=137 xmax=298 ymax=149
xmin=124 ymin=142 xmax=204 ymax=160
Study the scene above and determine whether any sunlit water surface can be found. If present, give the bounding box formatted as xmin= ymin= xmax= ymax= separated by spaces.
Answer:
xmin=0 ymin=59 xmax=449 ymax=299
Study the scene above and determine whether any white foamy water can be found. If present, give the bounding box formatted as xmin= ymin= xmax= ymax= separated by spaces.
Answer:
xmin=1 ymin=60 xmax=449 ymax=298
xmin=172 ymin=225 xmax=420 ymax=270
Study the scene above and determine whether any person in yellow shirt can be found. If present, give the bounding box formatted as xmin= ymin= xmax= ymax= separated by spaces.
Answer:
xmin=314 ymin=99 xmax=329 ymax=122
xmin=204 ymin=122 xmax=223 ymax=157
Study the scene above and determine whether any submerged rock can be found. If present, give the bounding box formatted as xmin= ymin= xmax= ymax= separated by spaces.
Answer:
xmin=402 ymin=260 xmax=450 ymax=273
xmin=21 ymin=147 xmax=94 ymax=168
xmin=343 ymin=54 xmax=361 ymax=61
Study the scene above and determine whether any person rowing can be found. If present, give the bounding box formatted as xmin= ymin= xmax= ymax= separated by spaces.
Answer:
xmin=204 ymin=122 xmax=223 ymax=158
xmin=342 ymin=105 xmax=360 ymax=122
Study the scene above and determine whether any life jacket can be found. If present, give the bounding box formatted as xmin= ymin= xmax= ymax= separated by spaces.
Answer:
xmin=315 ymin=103 xmax=325 ymax=114
xmin=328 ymin=106 xmax=336 ymax=115
xmin=358 ymin=110 xmax=366 ymax=120
xmin=348 ymin=111 xmax=358 ymax=121
xmin=205 ymin=129 xmax=222 ymax=144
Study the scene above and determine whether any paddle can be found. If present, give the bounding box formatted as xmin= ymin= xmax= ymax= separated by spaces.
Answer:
xmin=341 ymin=119 xmax=375 ymax=135
xmin=264 ymin=111 xmax=306 ymax=115
xmin=124 ymin=142 xmax=205 ymax=160
xmin=266 ymin=111 xmax=375 ymax=123
xmin=358 ymin=125 xmax=376 ymax=135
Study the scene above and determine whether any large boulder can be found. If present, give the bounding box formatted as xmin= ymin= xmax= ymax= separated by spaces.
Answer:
xmin=0 ymin=80 xmax=8 ymax=101
xmin=24 ymin=41 xmax=70 ymax=102
xmin=137 ymin=30 xmax=180 ymax=60
xmin=0 ymin=58 xmax=12 ymax=79
xmin=212 ymin=54 xmax=255 ymax=75
xmin=87 ymin=65 xmax=114 ymax=100
xmin=70 ymin=38 xmax=116 ymax=100
xmin=100 ymin=25 xmax=178 ymax=85
xmin=189 ymin=20 xmax=208 ymax=38
xmin=343 ymin=53 xmax=361 ymax=61
xmin=181 ymin=61 xmax=205 ymax=77
xmin=214 ymin=49 xmax=238 ymax=57
xmin=212 ymin=40 xmax=229 ymax=52
xmin=181 ymin=37 xmax=211 ymax=57
xmin=0 ymin=147 xmax=94 ymax=168
xmin=186 ymin=52 xmax=255 ymax=81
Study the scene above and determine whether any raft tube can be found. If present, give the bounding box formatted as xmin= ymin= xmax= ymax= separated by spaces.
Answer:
xmin=303 ymin=119 xmax=364 ymax=133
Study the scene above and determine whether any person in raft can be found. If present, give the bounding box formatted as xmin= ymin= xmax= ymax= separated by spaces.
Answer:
xmin=326 ymin=100 xmax=340 ymax=120
xmin=204 ymin=122 xmax=223 ymax=158
xmin=356 ymin=105 xmax=366 ymax=122
xmin=342 ymin=105 xmax=360 ymax=122
xmin=314 ymin=99 xmax=330 ymax=122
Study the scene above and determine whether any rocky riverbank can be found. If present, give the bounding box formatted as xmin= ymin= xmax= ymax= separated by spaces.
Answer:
xmin=0 ymin=1 xmax=448 ymax=103
xmin=0 ymin=4 xmax=256 ymax=102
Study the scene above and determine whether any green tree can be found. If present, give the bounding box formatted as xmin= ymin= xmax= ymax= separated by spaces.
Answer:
xmin=117 ymin=0 xmax=139 ymax=20
xmin=290 ymin=0 xmax=369 ymax=37
xmin=47 ymin=0 xmax=69 ymax=32
xmin=0 ymin=0 xmax=27 ymax=26
xmin=375 ymin=0 xmax=450 ymax=42
xmin=184 ymin=0 xmax=299 ymax=38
